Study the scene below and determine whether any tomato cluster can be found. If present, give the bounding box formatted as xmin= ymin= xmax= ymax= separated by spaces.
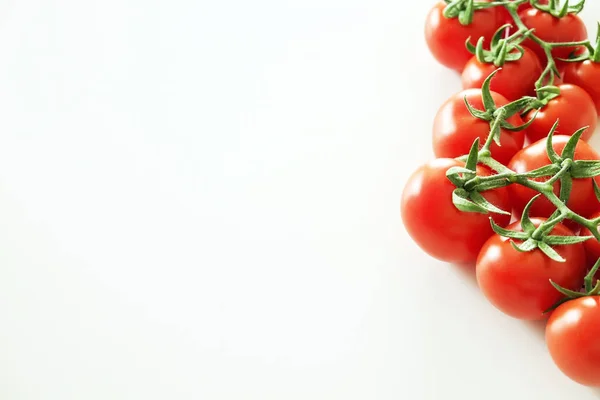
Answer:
xmin=405 ymin=0 xmax=600 ymax=387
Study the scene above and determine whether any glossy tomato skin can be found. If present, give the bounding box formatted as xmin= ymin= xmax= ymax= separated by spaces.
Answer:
xmin=519 ymin=8 xmax=587 ymax=66
xmin=425 ymin=1 xmax=504 ymax=72
xmin=433 ymin=89 xmax=526 ymax=165
xmin=547 ymin=297 xmax=600 ymax=386
xmin=508 ymin=135 xmax=600 ymax=224
xmin=477 ymin=219 xmax=587 ymax=320
xmin=524 ymin=84 xmax=597 ymax=143
xmin=563 ymin=61 xmax=600 ymax=115
xmin=461 ymin=47 xmax=542 ymax=101
xmin=401 ymin=159 xmax=512 ymax=264
xmin=579 ymin=211 xmax=600 ymax=269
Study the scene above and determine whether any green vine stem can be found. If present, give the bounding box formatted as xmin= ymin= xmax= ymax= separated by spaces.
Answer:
xmin=441 ymin=0 xmax=600 ymax=301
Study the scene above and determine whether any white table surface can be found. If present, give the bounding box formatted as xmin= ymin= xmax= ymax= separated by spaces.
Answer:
xmin=1 ymin=0 xmax=600 ymax=399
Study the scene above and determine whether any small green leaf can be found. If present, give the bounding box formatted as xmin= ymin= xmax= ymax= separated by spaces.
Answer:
xmin=571 ymin=160 xmax=600 ymax=178
xmin=452 ymin=189 xmax=488 ymax=214
xmin=521 ymin=164 xmax=561 ymax=178
xmin=475 ymin=36 xmax=490 ymax=63
xmin=488 ymin=115 xmax=503 ymax=147
xmin=499 ymin=96 xmax=537 ymax=119
xmin=465 ymin=36 xmax=477 ymax=55
xmin=549 ymin=280 xmax=585 ymax=299
xmin=470 ymin=191 xmax=511 ymax=215
xmin=585 ymin=257 xmax=600 ymax=293
xmin=594 ymin=180 xmax=600 ymax=203
xmin=501 ymin=108 xmax=539 ymax=132
xmin=490 ymin=219 xmax=530 ymax=240
xmin=481 ymin=70 xmax=499 ymax=111
xmin=446 ymin=166 xmax=475 ymax=176
xmin=511 ymin=238 xmax=538 ymax=252
xmin=559 ymin=174 xmax=573 ymax=203
xmin=465 ymin=138 xmax=480 ymax=171
xmin=561 ymin=127 xmax=587 ymax=160
xmin=544 ymin=235 xmax=593 ymax=246
xmin=545 ymin=121 xmax=562 ymax=163
xmin=538 ymin=241 xmax=566 ymax=262
xmin=463 ymin=97 xmax=491 ymax=121
xmin=543 ymin=297 xmax=572 ymax=314
xmin=558 ymin=0 xmax=569 ymax=18
xmin=521 ymin=195 xmax=540 ymax=235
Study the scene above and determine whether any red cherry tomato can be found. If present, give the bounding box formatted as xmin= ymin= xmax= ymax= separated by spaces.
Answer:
xmin=563 ymin=60 xmax=600 ymax=115
xmin=519 ymin=8 xmax=587 ymax=66
xmin=477 ymin=218 xmax=587 ymax=320
xmin=433 ymin=89 xmax=526 ymax=165
xmin=508 ymin=135 xmax=600 ymax=225
xmin=547 ymin=297 xmax=600 ymax=386
xmin=462 ymin=47 xmax=543 ymax=101
xmin=401 ymin=158 xmax=512 ymax=264
xmin=523 ymin=84 xmax=597 ymax=143
xmin=425 ymin=1 xmax=504 ymax=72
xmin=579 ymin=212 xmax=600 ymax=269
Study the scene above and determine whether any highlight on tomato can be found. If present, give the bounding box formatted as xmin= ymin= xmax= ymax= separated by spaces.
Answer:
xmin=401 ymin=158 xmax=511 ymax=264
xmin=425 ymin=1 xmax=504 ymax=72
xmin=476 ymin=218 xmax=587 ymax=320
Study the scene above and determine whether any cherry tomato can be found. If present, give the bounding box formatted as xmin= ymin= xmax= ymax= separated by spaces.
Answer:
xmin=462 ymin=47 xmax=543 ymax=101
xmin=477 ymin=218 xmax=587 ymax=320
xmin=523 ymin=84 xmax=597 ymax=143
xmin=401 ymin=158 xmax=512 ymax=264
xmin=519 ymin=8 xmax=587 ymax=67
xmin=563 ymin=60 xmax=600 ymax=115
xmin=579 ymin=212 xmax=600 ymax=269
xmin=508 ymin=135 xmax=600 ymax=225
xmin=547 ymin=297 xmax=600 ymax=386
xmin=433 ymin=89 xmax=526 ymax=165
xmin=425 ymin=1 xmax=504 ymax=72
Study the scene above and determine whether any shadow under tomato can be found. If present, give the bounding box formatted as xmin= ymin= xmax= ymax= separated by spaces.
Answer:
xmin=452 ymin=261 xmax=478 ymax=287
xmin=523 ymin=319 xmax=546 ymax=342
xmin=590 ymin=388 xmax=600 ymax=398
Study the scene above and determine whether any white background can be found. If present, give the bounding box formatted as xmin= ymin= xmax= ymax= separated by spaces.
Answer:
xmin=0 ymin=0 xmax=599 ymax=399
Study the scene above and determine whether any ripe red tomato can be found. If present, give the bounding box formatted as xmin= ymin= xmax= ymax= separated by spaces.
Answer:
xmin=563 ymin=60 xmax=600 ymax=115
xmin=508 ymin=135 xmax=600 ymax=224
xmin=547 ymin=297 xmax=600 ymax=386
xmin=461 ymin=47 xmax=543 ymax=101
xmin=433 ymin=89 xmax=526 ymax=165
xmin=477 ymin=218 xmax=587 ymax=320
xmin=518 ymin=8 xmax=587 ymax=66
xmin=401 ymin=158 xmax=512 ymax=264
xmin=579 ymin=212 xmax=600 ymax=269
xmin=425 ymin=1 xmax=504 ymax=72
xmin=523 ymin=84 xmax=597 ymax=143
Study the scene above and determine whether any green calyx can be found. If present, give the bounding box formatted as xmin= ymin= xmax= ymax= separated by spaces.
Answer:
xmin=447 ymin=140 xmax=511 ymax=216
xmin=464 ymin=70 xmax=537 ymax=146
xmin=466 ymin=25 xmax=529 ymax=67
xmin=491 ymin=194 xmax=591 ymax=262
xmin=443 ymin=0 xmax=503 ymax=25
xmin=534 ymin=0 xmax=585 ymax=17
xmin=545 ymin=258 xmax=600 ymax=313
